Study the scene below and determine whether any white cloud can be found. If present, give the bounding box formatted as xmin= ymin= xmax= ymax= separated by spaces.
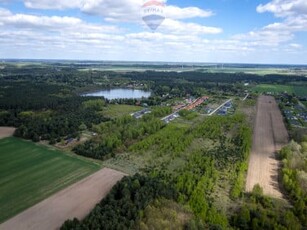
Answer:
xmin=0 ymin=7 xmax=10 ymax=16
xmin=0 ymin=7 xmax=119 ymax=32
xmin=233 ymin=28 xmax=293 ymax=47
xmin=23 ymin=0 xmax=215 ymax=22
xmin=238 ymin=0 xmax=307 ymax=53
xmin=289 ymin=43 xmax=302 ymax=49
xmin=257 ymin=0 xmax=307 ymax=17
xmin=159 ymin=19 xmax=222 ymax=35
xmin=164 ymin=5 xmax=213 ymax=19
xmin=81 ymin=0 xmax=142 ymax=22
xmin=24 ymin=0 xmax=83 ymax=10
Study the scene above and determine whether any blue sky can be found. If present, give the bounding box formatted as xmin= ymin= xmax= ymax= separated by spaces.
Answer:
xmin=0 ymin=0 xmax=306 ymax=64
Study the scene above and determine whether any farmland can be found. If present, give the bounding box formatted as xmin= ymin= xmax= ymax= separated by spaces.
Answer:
xmin=252 ymin=84 xmax=307 ymax=97
xmin=0 ymin=137 xmax=100 ymax=223
xmin=246 ymin=96 xmax=289 ymax=198
xmin=1 ymin=168 xmax=126 ymax=230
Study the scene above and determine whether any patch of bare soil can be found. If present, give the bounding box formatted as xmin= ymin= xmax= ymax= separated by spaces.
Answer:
xmin=0 ymin=168 xmax=126 ymax=230
xmin=246 ymin=96 xmax=288 ymax=198
xmin=0 ymin=127 xmax=16 ymax=139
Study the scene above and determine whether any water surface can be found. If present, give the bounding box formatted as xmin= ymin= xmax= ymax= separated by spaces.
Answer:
xmin=83 ymin=88 xmax=151 ymax=100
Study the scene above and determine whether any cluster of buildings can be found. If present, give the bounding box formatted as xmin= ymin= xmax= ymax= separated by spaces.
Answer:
xmin=161 ymin=112 xmax=180 ymax=124
xmin=131 ymin=108 xmax=151 ymax=119
xmin=283 ymin=106 xmax=307 ymax=127
xmin=172 ymin=96 xmax=209 ymax=112
xmin=184 ymin=96 xmax=209 ymax=110
xmin=217 ymin=101 xmax=233 ymax=116
xmin=277 ymin=94 xmax=307 ymax=128
xmin=132 ymin=96 xmax=210 ymax=124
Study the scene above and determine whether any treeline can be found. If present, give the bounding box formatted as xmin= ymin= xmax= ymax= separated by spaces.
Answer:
xmin=120 ymin=71 xmax=307 ymax=98
xmin=0 ymin=74 xmax=116 ymax=142
xmin=0 ymin=82 xmax=74 ymax=111
xmin=280 ymin=140 xmax=307 ymax=226
xmin=14 ymin=105 xmax=107 ymax=142
xmin=61 ymin=174 xmax=177 ymax=230
xmin=123 ymin=71 xmax=307 ymax=85
xmin=73 ymin=111 xmax=167 ymax=160
xmin=231 ymin=185 xmax=301 ymax=229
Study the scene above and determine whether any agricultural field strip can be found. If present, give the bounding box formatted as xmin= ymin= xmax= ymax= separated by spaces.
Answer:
xmin=1 ymin=168 xmax=126 ymax=230
xmin=0 ymin=138 xmax=99 ymax=223
xmin=245 ymin=96 xmax=288 ymax=198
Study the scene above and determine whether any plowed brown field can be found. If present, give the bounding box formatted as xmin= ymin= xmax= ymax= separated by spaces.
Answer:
xmin=246 ymin=95 xmax=288 ymax=198
xmin=0 ymin=127 xmax=15 ymax=139
xmin=1 ymin=168 xmax=126 ymax=230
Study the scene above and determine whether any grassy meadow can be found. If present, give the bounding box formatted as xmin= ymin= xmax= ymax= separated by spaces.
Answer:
xmin=252 ymin=84 xmax=307 ymax=97
xmin=0 ymin=137 xmax=100 ymax=223
xmin=101 ymin=104 xmax=141 ymax=118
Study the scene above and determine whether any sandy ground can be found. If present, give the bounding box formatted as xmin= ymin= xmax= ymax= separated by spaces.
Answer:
xmin=245 ymin=96 xmax=288 ymax=198
xmin=0 ymin=168 xmax=127 ymax=230
xmin=0 ymin=127 xmax=16 ymax=139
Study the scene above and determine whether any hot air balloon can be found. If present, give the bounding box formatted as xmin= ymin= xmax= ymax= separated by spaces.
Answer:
xmin=142 ymin=0 xmax=165 ymax=31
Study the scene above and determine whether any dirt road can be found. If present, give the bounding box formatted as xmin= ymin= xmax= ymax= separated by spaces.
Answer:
xmin=0 ymin=127 xmax=16 ymax=139
xmin=1 ymin=168 xmax=126 ymax=230
xmin=245 ymin=95 xmax=288 ymax=198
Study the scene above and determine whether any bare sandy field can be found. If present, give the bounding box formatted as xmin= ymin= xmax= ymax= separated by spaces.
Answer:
xmin=245 ymin=95 xmax=288 ymax=198
xmin=0 ymin=127 xmax=16 ymax=139
xmin=0 ymin=168 xmax=126 ymax=230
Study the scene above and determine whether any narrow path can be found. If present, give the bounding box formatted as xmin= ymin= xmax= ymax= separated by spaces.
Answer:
xmin=243 ymin=93 xmax=249 ymax=101
xmin=208 ymin=99 xmax=232 ymax=116
xmin=1 ymin=168 xmax=127 ymax=230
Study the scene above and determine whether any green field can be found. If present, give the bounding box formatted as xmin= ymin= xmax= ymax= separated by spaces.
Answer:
xmin=0 ymin=137 xmax=100 ymax=223
xmin=252 ymin=84 xmax=307 ymax=97
xmin=102 ymin=104 xmax=141 ymax=118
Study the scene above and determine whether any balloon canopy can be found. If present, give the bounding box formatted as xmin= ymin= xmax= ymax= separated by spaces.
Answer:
xmin=142 ymin=1 xmax=165 ymax=31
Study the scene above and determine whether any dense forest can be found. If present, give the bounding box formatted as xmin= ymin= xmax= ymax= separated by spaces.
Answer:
xmin=61 ymin=174 xmax=178 ymax=230
xmin=74 ymin=107 xmax=170 ymax=160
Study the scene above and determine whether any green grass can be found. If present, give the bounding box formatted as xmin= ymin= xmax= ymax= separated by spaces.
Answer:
xmin=102 ymin=104 xmax=141 ymax=118
xmin=0 ymin=137 xmax=100 ymax=223
xmin=252 ymin=84 xmax=307 ymax=97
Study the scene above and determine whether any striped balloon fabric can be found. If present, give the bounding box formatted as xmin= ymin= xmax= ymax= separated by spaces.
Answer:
xmin=142 ymin=0 xmax=165 ymax=31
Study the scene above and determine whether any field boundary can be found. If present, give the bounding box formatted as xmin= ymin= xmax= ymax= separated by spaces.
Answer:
xmin=1 ymin=167 xmax=126 ymax=230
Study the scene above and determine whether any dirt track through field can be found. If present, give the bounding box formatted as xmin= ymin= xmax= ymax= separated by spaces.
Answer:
xmin=0 ymin=168 xmax=126 ymax=230
xmin=0 ymin=127 xmax=16 ymax=139
xmin=245 ymin=95 xmax=288 ymax=198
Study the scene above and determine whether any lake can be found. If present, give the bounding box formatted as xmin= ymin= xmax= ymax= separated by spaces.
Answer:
xmin=83 ymin=88 xmax=151 ymax=100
